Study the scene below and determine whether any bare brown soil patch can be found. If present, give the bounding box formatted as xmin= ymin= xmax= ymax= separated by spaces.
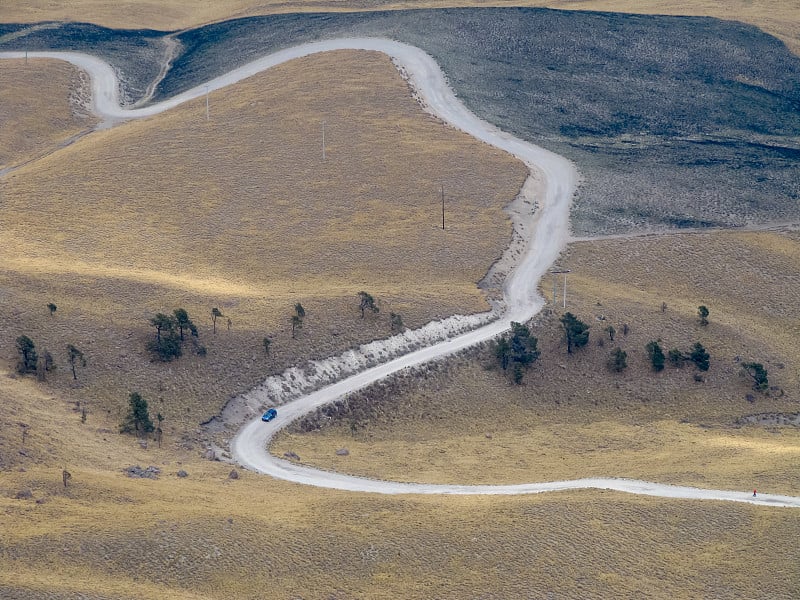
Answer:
xmin=0 ymin=59 xmax=97 ymax=171
xmin=276 ymin=229 xmax=800 ymax=493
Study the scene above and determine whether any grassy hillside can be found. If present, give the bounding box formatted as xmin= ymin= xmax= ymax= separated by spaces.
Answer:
xmin=0 ymin=50 xmax=525 ymax=437
xmin=2 ymin=400 xmax=799 ymax=600
xmin=3 ymin=475 xmax=799 ymax=598
xmin=276 ymin=229 xmax=800 ymax=493
xmin=0 ymin=59 xmax=97 ymax=171
xmin=165 ymin=9 xmax=800 ymax=235
xmin=5 ymin=9 xmax=797 ymax=235
xmin=2 ymin=5 xmax=800 ymax=599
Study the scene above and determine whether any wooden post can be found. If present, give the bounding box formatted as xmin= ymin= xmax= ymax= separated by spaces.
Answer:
xmin=441 ymin=185 xmax=445 ymax=230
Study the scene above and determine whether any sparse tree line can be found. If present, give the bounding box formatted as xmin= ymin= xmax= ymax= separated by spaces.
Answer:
xmin=11 ymin=294 xmax=407 ymax=439
xmin=15 ymin=334 xmax=86 ymax=382
xmin=150 ymin=293 xmax=401 ymax=362
xmin=120 ymin=292 xmax=399 ymax=440
xmin=15 ymin=292 xmax=403 ymax=377
xmin=13 ymin=303 xmax=82 ymax=381
xmin=17 ymin=300 xmax=769 ymax=395
xmin=16 ymin=296 xmax=774 ymax=447
xmin=492 ymin=304 xmax=771 ymax=393
xmin=148 ymin=308 xmax=202 ymax=361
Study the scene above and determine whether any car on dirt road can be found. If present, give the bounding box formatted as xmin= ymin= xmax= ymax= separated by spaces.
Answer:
xmin=261 ymin=408 xmax=278 ymax=422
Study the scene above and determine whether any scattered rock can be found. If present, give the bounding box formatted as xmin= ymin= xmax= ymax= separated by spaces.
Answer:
xmin=738 ymin=412 xmax=800 ymax=427
xmin=176 ymin=470 xmax=188 ymax=478
xmin=746 ymin=394 xmax=756 ymax=403
xmin=335 ymin=448 xmax=350 ymax=456
xmin=228 ymin=469 xmax=239 ymax=480
xmin=284 ymin=451 xmax=300 ymax=461
xmin=35 ymin=497 xmax=47 ymax=504
xmin=15 ymin=489 xmax=33 ymax=500
xmin=124 ymin=465 xmax=160 ymax=479
xmin=203 ymin=448 xmax=217 ymax=461
xmin=485 ymin=433 xmax=493 ymax=439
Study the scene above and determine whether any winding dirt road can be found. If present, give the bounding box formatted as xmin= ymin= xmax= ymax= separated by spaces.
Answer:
xmin=3 ymin=40 xmax=798 ymax=508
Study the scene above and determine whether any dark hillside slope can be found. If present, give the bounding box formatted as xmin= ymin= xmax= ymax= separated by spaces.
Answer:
xmin=3 ymin=8 xmax=799 ymax=234
xmin=0 ymin=23 xmax=167 ymax=103
xmin=0 ymin=24 xmax=28 ymax=37
xmin=167 ymin=8 xmax=800 ymax=234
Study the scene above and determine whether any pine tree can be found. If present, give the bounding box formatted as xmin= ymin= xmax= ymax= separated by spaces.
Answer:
xmin=560 ymin=312 xmax=590 ymax=354
xmin=645 ymin=341 xmax=665 ymax=372
xmin=120 ymin=392 xmax=154 ymax=435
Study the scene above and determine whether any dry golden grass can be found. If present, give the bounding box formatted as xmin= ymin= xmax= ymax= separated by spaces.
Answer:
xmin=0 ymin=59 xmax=97 ymax=171
xmin=3 ymin=355 xmax=799 ymax=597
xmin=276 ymin=416 xmax=800 ymax=492
xmin=2 ymin=457 xmax=799 ymax=599
xmin=4 ymin=1 xmax=799 ymax=55
xmin=0 ymin=50 xmax=524 ymax=434
xmin=3 ymin=51 xmax=519 ymax=305
xmin=276 ymin=229 xmax=800 ymax=493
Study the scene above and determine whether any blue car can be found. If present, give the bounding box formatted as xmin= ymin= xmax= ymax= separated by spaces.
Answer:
xmin=261 ymin=408 xmax=278 ymax=422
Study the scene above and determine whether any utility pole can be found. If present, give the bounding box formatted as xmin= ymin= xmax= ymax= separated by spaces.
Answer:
xmin=441 ymin=184 xmax=445 ymax=230
xmin=550 ymin=269 xmax=570 ymax=307
xmin=553 ymin=273 xmax=557 ymax=306
xmin=205 ymin=85 xmax=209 ymax=120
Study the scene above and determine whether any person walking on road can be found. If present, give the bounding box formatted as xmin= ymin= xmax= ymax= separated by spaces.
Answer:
xmin=753 ymin=489 xmax=757 ymax=497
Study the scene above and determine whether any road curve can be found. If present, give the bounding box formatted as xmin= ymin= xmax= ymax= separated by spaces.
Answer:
xmin=3 ymin=40 xmax=798 ymax=508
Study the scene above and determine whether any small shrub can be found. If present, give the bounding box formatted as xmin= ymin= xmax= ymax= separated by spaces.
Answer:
xmin=608 ymin=347 xmax=628 ymax=372
xmin=645 ymin=341 xmax=665 ymax=372
xmin=15 ymin=335 xmax=38 ymax=374
xmin=690 ymin=342 xmax=710 ymax=371
xmin=668 ymin=348 xmax=685 ymax=367
xmin=741 ymin=362 xmax=769 ymax=392
xmin=560 ymin=312 xmax=590 ymax=353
